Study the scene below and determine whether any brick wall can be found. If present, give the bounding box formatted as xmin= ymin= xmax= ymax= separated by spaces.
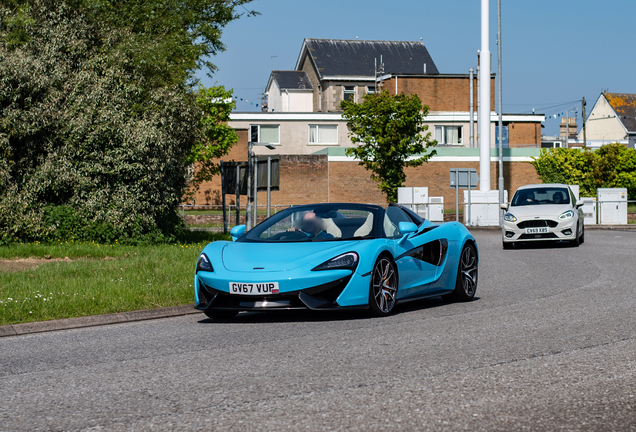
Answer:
xmin=382 ymin=75 xmax=495 ymax=113
xmin=508 ymin=122 xmax=540 ymax=146
xmin=328 ymin=160 xmax=540 ymax=205
xmin=191 ymin=130 xmax=329 ymax=206
xmin=193 ymin=158 xmax=540 ymax=208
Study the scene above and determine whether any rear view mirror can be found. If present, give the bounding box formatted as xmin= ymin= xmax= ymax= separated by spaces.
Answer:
xmin=575 ymin=199 xmax=584 ymax=208
xmin=500 ymin=203 xmax=509 ymax=211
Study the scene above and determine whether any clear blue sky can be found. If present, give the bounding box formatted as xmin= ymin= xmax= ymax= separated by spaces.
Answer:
xmin=198 ymin=0 xmax=636 ymax=136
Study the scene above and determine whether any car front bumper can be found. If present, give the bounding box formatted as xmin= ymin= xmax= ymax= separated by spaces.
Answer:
xmin=194 ymin=267 xmax=371 ymax=312
xmin=502 ymin=216 xmax=579 ymax=242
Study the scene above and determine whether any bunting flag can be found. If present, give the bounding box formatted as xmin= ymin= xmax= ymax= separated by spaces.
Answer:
xmin=232 ymin=95 xmax=259 ymax=108
xmin=543 ymin=112 xmax=636 ymax=123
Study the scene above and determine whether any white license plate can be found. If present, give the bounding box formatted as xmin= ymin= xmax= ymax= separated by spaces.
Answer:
xmin=525 ymin=227 xmax=548 ymax=234
xmin=229 ymin=282 xmax=279 ymax=295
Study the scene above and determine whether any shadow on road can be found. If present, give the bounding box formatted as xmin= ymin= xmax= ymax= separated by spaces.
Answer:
xmin=198 ymin=296 xmax=481 ymax=324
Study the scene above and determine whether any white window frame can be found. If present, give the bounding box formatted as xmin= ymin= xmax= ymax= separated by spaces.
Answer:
xmin=366 ymin=86 xmax=376 ymax=95
xmin=250 ymin=124 xmax=280 ymax=145
xmin=343 ymin=86 xmax=355 ymax=102
xmin=308 ymin=124 xmax=339 ymax=145
xmin=434 ymin=125 xmax=463 ymax=145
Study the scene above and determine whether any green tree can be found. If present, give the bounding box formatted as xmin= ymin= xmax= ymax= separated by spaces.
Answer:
xmin=531 ymin=144 xmax=636 ymax=199
xmin=341 ymin=91 xmax=437 ymax=202
xmin=2 ymin=0 xmax=257 ymax=87
xmin=0 ymin=1 xmax=253 ymax=243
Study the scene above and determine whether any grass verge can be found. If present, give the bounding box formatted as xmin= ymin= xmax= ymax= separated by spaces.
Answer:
xmin=0 ymin=232 xmax=229 ymax=326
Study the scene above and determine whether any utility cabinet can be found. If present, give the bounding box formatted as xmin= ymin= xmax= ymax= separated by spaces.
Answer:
xmin=581 ymin=197 xmax=597 ymax=225
xmin=398 ymin=187 xmax=429 ymax=219
xmin=597 ymin=188 xmax=627 ymax=225
xmin=428 ymin=197 xmax=444 ymax=222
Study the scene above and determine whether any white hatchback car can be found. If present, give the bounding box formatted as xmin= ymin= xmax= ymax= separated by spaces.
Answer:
xmin=501 ymin=184 xmax=585 ymax=249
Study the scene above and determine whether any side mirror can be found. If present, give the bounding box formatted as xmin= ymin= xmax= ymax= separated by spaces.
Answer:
xmin=575 ymin=199 xmax=584 ymax=208
xmin=398 ymin=221 xmax=418 ymax=235
xmin=500 ymin=203 xmax=509 ymax=211
xmin=230 ymin=225 xmax=246 ymax=241
xmin=397 ymin=221 xmax=418 ymax=245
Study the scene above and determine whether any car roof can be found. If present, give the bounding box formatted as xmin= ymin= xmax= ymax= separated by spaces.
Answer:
xmin=516 ymin=183 xmax=570 ymax=190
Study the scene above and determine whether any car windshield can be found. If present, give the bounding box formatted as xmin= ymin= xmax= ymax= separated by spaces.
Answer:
xmin=239 ymin=205 xmax=378 ymax=243
xmin=511 ymin=187 xmax=571 ymax=206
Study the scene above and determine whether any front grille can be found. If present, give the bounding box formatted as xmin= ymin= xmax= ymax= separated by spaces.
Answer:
xmin=517 ymin=219 xmax=558 ymax=229
xmin=200 ymin=276 xmax=352 ymax=311
xmin=519 ymin=233 xmax=558 ymax=240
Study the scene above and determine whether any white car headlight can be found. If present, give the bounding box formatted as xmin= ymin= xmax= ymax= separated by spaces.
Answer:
xmin=559 ymin=210 xmax=574 ymax=220
xmin=504 ymin=213 xmax=517 ymax=222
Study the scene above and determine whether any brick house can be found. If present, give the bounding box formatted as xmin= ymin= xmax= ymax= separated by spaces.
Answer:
xmin=242 ymin=38 xmax=543 ymax=153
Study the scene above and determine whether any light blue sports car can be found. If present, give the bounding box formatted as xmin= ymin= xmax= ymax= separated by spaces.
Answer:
xmin=194 ymin=203 xmax=478 ymax=319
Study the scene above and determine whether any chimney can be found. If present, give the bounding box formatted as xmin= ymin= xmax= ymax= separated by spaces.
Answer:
xmin=559 ymin=117 xmax=578 ymax=139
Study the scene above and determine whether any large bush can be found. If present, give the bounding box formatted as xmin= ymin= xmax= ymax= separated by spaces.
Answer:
xmin=0 ymin=1 xmax=250 ymax=243
xmin=531 ymin=144 xmax=636 ymax=199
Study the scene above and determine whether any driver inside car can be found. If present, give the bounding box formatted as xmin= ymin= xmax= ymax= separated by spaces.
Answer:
xmin=289 ymin=212 xmax=334 ymax=239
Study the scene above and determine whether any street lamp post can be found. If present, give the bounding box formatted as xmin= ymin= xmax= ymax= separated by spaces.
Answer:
xmin=497 ymin=0 xmax=504 ymax=225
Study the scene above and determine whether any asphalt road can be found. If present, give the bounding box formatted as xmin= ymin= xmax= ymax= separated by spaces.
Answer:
xmin=1 ymin=230 xmax=636 ymax=431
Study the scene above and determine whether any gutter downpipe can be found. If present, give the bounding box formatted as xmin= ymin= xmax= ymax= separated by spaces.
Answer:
xmin=469 ymin=67 xmax=474 ymax=148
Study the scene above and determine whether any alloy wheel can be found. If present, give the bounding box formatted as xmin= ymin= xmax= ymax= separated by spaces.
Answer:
xmin=459 ymin=245 xmax=478 ymax=297
xmin=371 ymin=257 xmax=397 ymax=314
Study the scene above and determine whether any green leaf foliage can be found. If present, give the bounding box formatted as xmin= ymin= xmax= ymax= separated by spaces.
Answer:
xmin=531 ymin=144 xmax=636 ymax=199
xmin=0 ymin=1 xmax=251 ymax=243
xmin=340 ymin=91 xmax=437 ymax=203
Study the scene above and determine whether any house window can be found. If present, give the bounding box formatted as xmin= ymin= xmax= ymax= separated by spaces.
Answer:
xmin=250 ymin=124 xmax=280 ymax=144
xmin=343 ymin=86 xmax=355 ymax=102
xmin=434 ymin=126 xmax=463 ymax=145
xmin=366 ymin=86 xmax=376 ymax=94
xmin=308 ymin=125 xmax=338 ymax=145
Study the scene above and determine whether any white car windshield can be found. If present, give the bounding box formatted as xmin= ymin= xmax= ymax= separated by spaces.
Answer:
xmin=511 ymin=187 xmax=570 ymax=207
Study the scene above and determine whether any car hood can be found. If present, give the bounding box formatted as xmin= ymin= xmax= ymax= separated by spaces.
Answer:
xmin=221 ymin=241 xmax=360 ymax=272
xmin=508 ymin=204 xmax=572 ymax=219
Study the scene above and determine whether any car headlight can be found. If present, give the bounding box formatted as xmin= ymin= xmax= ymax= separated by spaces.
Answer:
xmin=196 ymin=253 xmax=213 ymax=273
xmin=312 ymin=252 xmax=358 ymax=271
xmin=559 ymin=210 xmax=574 ymax=220
xmin=504 ymin=213 xmax=517 ymax=222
